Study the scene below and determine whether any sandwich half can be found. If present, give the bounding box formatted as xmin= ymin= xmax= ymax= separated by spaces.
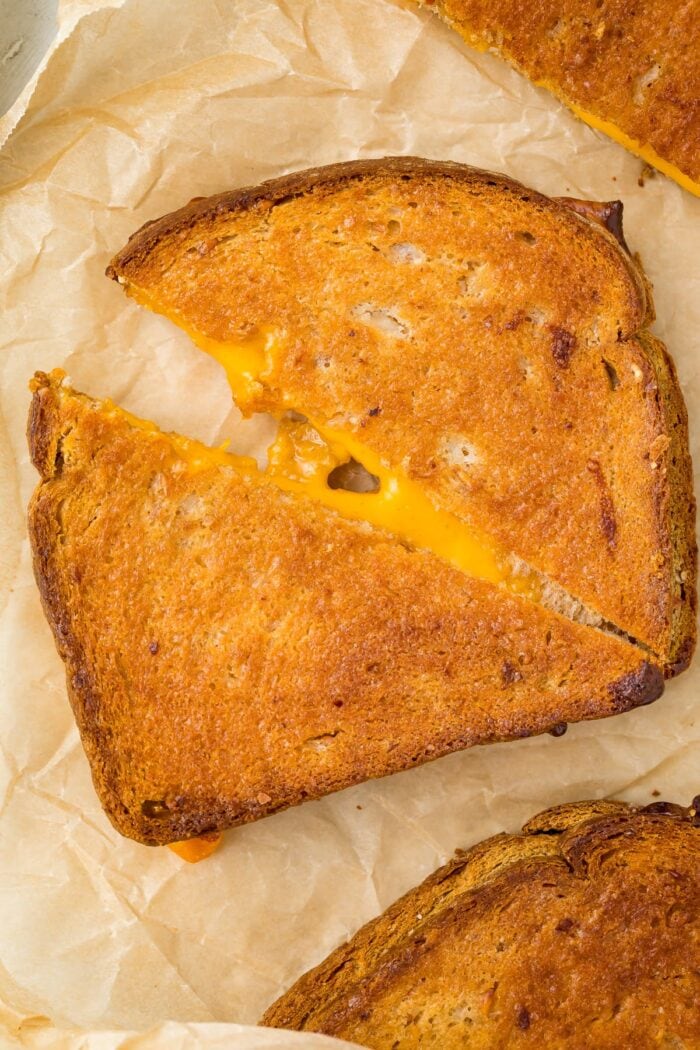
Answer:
xmin=107 ymin=158 xmax=696 ymax=678
xmin=414 ymin=1 xmax=700 ymax=195
xmin=29 ymin=371 xmax=664 ymax=846
xmin=261 ymin=797 xmax=700 ymax=1046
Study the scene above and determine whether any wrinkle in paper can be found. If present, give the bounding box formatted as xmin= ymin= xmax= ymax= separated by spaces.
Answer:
xmin=0 ymin=0 xmax=698 ymax=1047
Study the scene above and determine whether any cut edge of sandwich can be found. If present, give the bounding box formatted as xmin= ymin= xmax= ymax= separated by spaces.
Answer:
xmin=27 ymin=368 xmax=664 ymax=657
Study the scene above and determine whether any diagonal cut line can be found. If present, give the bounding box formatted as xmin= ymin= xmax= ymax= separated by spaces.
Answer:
xmin=111 ymin=279 xmax=660 ymax=662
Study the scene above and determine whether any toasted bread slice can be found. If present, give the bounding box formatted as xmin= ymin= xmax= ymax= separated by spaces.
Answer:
xmin=416 ymin=1 xmax=700 ymax=195
xmin=28 ymin=371 xmax=663 ymax=846
xmin=262 ymin=797 xmax=700 ymax=1046
xmin=106 ymin=158 xmax=696 ymax=674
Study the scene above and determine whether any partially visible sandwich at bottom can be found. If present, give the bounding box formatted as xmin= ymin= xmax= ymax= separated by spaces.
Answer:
xmin=28 ymin=371 xmax=664 ymax=846
xmin=262 ymin=798 xmax=700 ymax=1048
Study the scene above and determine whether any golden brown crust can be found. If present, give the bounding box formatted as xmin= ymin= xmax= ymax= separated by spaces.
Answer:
xmin=261 ymin=798 xmax=700 ymax=1047
xmin=106 ymin=158 xmax=696 ymax=673
xmin=27 ymin=372 xmax=663 ymax=845
xmin=106 ymin=157 xmax=648 ymax=314
xmin=420 ymin=0 xmax=700 ymax=187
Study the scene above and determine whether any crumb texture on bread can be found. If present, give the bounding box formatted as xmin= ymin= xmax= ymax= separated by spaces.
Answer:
xmin=107 ymin=158 xmax=697 ymax=673
xmin=27 ymin=372 xmax=663 ymax=844
xmin=261 ymin=798 xmax=700 ymax=1048
xmin=418 ymin=0 xmax=700 ymax=192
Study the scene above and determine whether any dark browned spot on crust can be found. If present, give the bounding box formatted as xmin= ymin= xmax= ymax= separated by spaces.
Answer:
xmin=550 ymin=326 xmax=576 ymax=368
xmin=516 ymin=1005 xmax=531 ymax=1030
xmin=642 ymin=801 xmax=687 ymax=817
xmin=665 ymin=633 xmax=695 ymax=677
xmin=587 ymin=458 xmax=617 ymax=551
xmin=501 ymin=660 xmax=523 ymax=685
xmin=555 ymin=917 xmax=575 ymax=932
xmin=548 ymin=722 xmax=568 ymax=737
xmin=607 ymin=661 xmax=664 ymax=711
xmin=500 ymin=310 xmax=526 ymax=332
xmin=600 ymin=202 xmax=628 ymax=253
xmin=555 ymin=197 xmax=629 ymax=254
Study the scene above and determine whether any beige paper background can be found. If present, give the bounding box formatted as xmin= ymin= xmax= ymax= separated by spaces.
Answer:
xmin=1 ymin=0 xmax=698 ymax=1046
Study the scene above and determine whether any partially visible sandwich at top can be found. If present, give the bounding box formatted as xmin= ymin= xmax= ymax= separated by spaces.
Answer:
xmin=107 ymin=157 xmax=697 ymax=678
xmin=414 ymin=0 xmax=700 ymax=195
xmin=261 ymin=797 xmax=700 ymax=1047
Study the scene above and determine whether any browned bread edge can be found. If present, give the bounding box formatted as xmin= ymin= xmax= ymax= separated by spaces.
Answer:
xmin=106 ymin=157 xmax=649 ymax=327
xmin=636 ymin=333 xmax=697 ymax=675
xmin=28 ymin=377 xmax=132 ymax=836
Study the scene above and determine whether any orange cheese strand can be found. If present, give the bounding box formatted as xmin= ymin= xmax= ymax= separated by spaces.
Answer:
xmin=168 ymin=832 xmax=223 ymax=863
xmin=564 ymin=102 xmax=700 ymax=197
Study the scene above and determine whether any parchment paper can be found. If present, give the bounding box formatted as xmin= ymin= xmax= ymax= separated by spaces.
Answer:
xmin=1 ymin=0 xmax=699 ymax=1046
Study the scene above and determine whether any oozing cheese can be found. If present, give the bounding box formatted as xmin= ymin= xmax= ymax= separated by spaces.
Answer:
xmin=564 ymin=103 xmax=700 ymax=198
xmin=189 ymin=326 xmax=278 ymax=405
xmin=266 ymin=417 xmax=508 ymax=588
xmin=168 ymin=833 xmax=222 ymax=863
xmin=121 ymin=286 xmax=543 ymax=595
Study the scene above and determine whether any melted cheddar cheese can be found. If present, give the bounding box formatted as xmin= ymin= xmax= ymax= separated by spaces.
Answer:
xmin=266 ymin=417 xmax=509 ymax=587
xmin=168 ymin=833 xmax=222 ymax=863
xmin=189 ymin=326 xmax=278 ymax=405
xmin=564 ymin=103 xmax=700 ymax=197
xmin=121 ymin=285 xmax=527 ymax=590
xmin=420 ymin=19 xmax=699 ymax=196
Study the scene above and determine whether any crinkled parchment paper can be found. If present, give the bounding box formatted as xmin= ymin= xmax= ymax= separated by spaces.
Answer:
xmin=1 ymin=0 xmax=699 ymax=1046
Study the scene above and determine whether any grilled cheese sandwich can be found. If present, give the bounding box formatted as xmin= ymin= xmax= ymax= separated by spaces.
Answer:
xmin=28 ymin=369 xmax=666 ymax=847
xmin=262 ymin=798 xmax=700 ymax=1045
xmin=24 ymin=159 xmax=695 ymax=852
xmin=416 ymin=0 xmax=700 ymax=195
xmin=108 ymin=157 xmax=696 ymax=674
